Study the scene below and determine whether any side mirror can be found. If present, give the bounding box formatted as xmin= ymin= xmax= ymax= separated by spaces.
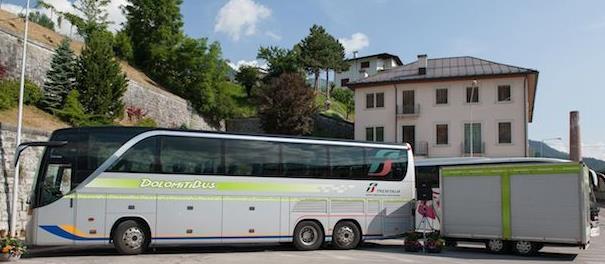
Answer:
xmin=14 ymin=141 xmax=67 ymax=167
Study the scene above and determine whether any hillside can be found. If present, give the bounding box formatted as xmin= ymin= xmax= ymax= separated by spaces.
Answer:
xmin=315 ymin=93 xmax=353 ymax=122
xmin=529 ymin=140 xmax=605 ymax=171
xmin=0 ymin=9 xmax=166 ymax=92
xmin=0 ymin=105 xmax=68 ymax=131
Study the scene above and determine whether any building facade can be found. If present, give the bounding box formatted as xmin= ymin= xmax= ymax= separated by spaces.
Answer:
xmin=349 ymin=55 xmax=539 ymax=158
xmin=334 ymin=53 xmax=403 ymax=88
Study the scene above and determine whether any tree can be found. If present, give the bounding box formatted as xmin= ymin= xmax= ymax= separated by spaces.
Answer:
xmin=324 ymin=36 xmax=349 ymax=98
xmin=123 ymin=0 xmax=184 ymax=78
xmin=28 ymin=11 xmax=55 ymax=30
xmin=76 ymin=29 xmax=128 ymax=123
xmin=257 ymin=46 xmax=302 ymax=80
xmin=113 ymin=30 xmax=134 ymax=62
xmin=256 ymin=73 xmax=318 ymax=135
xmin=53 ymin=90 xmax=90 ymax=126
xmin=39 ymin=38 xmax=77 ymax=112
xmin=331 ymin=87 xmax=354 ymax=120
xmin=298 ymin=25 xmax=333 ymax=91
xmin=235 ymin=65 xmax=260 ymax=97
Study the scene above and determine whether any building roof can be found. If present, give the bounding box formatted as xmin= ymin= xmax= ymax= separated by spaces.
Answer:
xmin=346 ymin=53 xmax=403 ymax=66
xmin=349 ymin=56 xmax=539 ymax=122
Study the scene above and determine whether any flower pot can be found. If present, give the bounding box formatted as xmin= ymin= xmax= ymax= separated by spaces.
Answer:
xmin=404 ymin=241 xmax=423 ymax=252
xmin=0 ymin=253 xmax=21 ymax=262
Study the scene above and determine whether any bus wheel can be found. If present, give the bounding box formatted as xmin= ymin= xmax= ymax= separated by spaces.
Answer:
xmin=293 ymin=221 xmax=324 ymax=251
xmin=485 ymin=239 xmax=510 ymax=254
xmin=332 ymin=221 xmax=361 ymax=250
xmin=512 ymin=241 xmax=539 ymax=256
xmin=113 ymin=220 xmax=149 ymax=255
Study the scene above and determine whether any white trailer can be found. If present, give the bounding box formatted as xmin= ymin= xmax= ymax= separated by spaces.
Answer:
xmin=439 ymin=162 xmax=597 ymax=255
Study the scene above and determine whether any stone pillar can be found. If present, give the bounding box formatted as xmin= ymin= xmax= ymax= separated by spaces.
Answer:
xmin=569 ymin=111 xmax=581 ymax=162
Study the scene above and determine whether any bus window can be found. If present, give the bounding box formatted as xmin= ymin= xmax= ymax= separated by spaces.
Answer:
xmin=329 ymin=146 xmax=366 ymax=179
xmin=224 ymin=139 xmax=280 ymax=176
xmin=415 ymin=166 xmax=440 ymax=188
xmin=109 ymin=137 xmax=159 ymax=173
xmin=366 ymin=148 xmax=408 ymax=181
xmin=160 ymin=136 xmax=223 ymax=175
xmin=281 ymin=143 xmax=329 ymax=178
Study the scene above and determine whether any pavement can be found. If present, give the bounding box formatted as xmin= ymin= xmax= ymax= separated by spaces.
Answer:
xmin=19 ymin=209 xmax=605 ymax=264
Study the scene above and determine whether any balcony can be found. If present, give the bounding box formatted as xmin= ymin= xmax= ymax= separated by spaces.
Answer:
xmin=462 ymin=142 xmax=485 ymax=155
xmin=413 ymin=141 xmax=429 ymax=156
xmin=397 ymin=104 xmax=420 ymax=117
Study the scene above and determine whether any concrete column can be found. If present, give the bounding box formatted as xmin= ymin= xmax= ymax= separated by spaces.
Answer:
xmin=569 ymin=111 xmax=581 ymax=161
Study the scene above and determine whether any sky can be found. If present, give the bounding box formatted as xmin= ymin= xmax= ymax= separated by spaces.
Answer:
xmin=2 ymin=0 xmax=605 ymax=159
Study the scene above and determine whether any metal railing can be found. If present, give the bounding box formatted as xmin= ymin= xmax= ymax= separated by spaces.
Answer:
xmin=397 ymin=104 xmax=420 ymax=116
xmin=462 ymin=141 xmax=485 ymax=154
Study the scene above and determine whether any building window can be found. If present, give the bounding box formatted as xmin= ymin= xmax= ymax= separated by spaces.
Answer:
xmin=340 ymin=78 xmax=350 ymax=87
xmin=366 ymin=93 xmax=374 ymax=108
xmin=466 ymin=87 xmax=479 ymax=103
xmin=375 ymin=127 xmax=384 ymax=142
xmin=361 ymin=61 xmax=370 ymax=68
xmin=436 ymin=124 xmax=448 ymax=145
xmin=498 ymin=122 xmax=512 ymax=144
xmin=366 ymin=127 xmax=374 ymax=141
xmin=436 ymin=88 xmax=448 ymax=104
xmin=366 ymin=127 xmax=384 ymax=142
xmin=498 ymin=85 xmax=511 ymax=102
xmin=376 ymin=93 xmax=385 ymax=108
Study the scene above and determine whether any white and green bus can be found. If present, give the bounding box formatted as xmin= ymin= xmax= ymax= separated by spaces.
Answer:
xmin=20 ymin=127 xmax=415 ymax=254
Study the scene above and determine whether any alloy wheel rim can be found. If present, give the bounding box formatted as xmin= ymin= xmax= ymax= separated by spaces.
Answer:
xmin=488 ymin=240 xmax=504 ymax=251
xmin=300 ymin=226 xmax=318 ymax=246
xmin=123 ymin=227 xmax=145 ymax=249
xmin=516 ymin=241 xmax=532 ymax=254
xmin=336 ymin=226 xmax=355 ymax=246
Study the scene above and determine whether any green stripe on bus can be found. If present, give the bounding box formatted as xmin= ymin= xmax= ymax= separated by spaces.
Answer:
xmin=86 ymin=178 xmax=141 ymax=188
xmin=442 ymin=163 xmax=580 ymax=177
xmin=501 ymin=173 xmax=511 ymax=240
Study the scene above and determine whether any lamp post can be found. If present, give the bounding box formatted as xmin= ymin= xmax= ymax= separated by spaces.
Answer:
xmin=468 ymin=80 xmax=478 ymax=157
xmin=11 ymin=0 xmax=31 ymax=238
xmin=540 ymin=137 xmax=562 ymax=158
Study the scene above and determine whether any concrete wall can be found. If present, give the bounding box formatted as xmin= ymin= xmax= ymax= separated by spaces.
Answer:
xmin=0 ymin=123 xmax=50 ymax=236
xmin=354 ymin=76 xmax=529 ymax=158
xmin=0 ymin=28 xmax=217 ymax=130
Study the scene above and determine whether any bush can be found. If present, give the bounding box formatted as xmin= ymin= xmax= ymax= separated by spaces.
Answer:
xmin=135 ymin=117 xmax=157 ymax=127
xmin=53 ymin=90 xmax=90 ymax=126
xmin=0 ymin=79 xmax=43 ymax=110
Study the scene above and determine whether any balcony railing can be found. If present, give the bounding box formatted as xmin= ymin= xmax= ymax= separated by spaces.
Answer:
xmin=413 ymin=141 xmax=429 ymax=156
xmin=397 ymin=104 xmax=420 ymax=116
xmin=462 ymin=142 xmax=485 ymax=154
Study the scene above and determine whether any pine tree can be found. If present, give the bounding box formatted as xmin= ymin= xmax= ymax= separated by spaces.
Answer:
xmin=40 ymin=38 xmax=76 ymax=112
xmin=76 ymin=29 xmax=128 ymax=123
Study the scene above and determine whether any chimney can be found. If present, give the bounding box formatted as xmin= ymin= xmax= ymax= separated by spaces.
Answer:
xmin=353 ymin=51 xmax=358 ymax=59
xmin=418 ymin=54 xmax=427 ymax=75
xmin=569 ymin=111 xmax=582 ymax=161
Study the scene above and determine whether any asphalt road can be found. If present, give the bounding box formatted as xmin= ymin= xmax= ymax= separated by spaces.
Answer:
xmin=21 ymin=210 xmax=605 ymax=264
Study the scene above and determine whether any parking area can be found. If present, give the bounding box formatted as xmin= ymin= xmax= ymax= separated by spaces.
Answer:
xmin=20 ymin=210 xmax=605 ymax=264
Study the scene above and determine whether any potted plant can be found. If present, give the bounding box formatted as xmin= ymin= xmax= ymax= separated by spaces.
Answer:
xmin=424 ymin=232 xmax=445 ymax=253
xmin=0 ymin=237 xmax=26 ymax=261
xmin=404 ymin=232 xmax=423 ymax=252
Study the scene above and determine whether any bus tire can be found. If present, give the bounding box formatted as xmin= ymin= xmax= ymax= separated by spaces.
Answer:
xmin=293 ymin=221 xmax=324 ymax=251
xmin=113 ymin=220 xmax=149 ymax=255
xmin=332 ymin=221 xmax=361 ymax=250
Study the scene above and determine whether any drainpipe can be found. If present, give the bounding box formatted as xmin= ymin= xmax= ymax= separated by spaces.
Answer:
xmin=523 ymin=75 xmax=528 ymax=157
xmin=394 ymin=84 xmax=398 ymax=144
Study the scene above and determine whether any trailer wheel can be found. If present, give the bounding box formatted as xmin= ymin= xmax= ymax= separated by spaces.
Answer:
xmin=485 ymin=239 xmax=510 ymax=254
xmin=512 ymin=241 xmax=539 ymax=256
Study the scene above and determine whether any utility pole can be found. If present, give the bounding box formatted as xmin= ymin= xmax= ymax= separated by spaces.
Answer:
xmin=11 ymin=0 xmax=30 ymax=238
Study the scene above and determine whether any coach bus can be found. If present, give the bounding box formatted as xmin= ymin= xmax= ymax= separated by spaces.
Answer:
xmin=19 ymin=127 xmax=415 ymax=254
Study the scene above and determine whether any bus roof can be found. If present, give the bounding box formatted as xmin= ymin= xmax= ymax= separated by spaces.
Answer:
xmin=51 ymin=126 xmax=410 ymax=150
xmin=415 ymin=157 xmax=571 ymax=167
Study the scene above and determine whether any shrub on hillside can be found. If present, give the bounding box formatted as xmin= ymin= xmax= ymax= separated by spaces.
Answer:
xmin=135 ymin=117 xmax=157 ymax=127
xmin=331 ymin=87 xmax=354 ymax=120
xmin=0 ymin=80 xmax=43 ymax=110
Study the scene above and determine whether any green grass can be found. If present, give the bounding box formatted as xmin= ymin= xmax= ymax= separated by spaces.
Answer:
xmin=225 ymin=84 xmax=257 ymax=118
xmin=315 ymin=93 xmax=353 ymax=121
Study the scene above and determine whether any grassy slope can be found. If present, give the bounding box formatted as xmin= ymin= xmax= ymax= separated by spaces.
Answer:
xmin=0 ymin=105 xmax=69 ymax=131
xmin=315 ymin=93 xmax=353 ymax=122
